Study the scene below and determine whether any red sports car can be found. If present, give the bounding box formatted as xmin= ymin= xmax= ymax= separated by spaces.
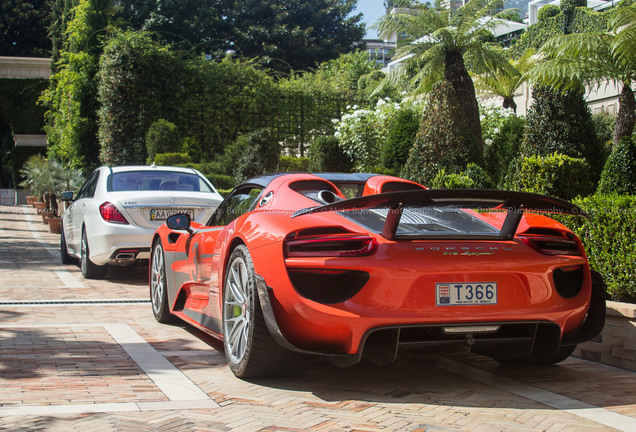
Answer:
xmin=150 ymin=173 xmax=605 ymax=378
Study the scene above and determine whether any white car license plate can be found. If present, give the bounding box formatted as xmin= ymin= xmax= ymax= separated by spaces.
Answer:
xmin=436 ymin=282 xmax=497 ymax=306
xmin=150 ymin=208 xmax=194 ymax=221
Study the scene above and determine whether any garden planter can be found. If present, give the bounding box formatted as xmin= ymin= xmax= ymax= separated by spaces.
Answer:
xmin=46 ymin=216 xmax=62 ymax=234
xmin=33 ymin=201 xmax=46 ymax=215
xmin=26 ymin=196 xmax=38 ymax=206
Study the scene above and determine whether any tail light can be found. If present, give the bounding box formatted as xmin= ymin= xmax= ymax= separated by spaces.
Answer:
xmin=520 ymin=235 xmax=582 ymax=256
xmin=99 ymin=202 xmax=129 ymax=224
xmin=284 ymin=234 xmax=377 ymax=258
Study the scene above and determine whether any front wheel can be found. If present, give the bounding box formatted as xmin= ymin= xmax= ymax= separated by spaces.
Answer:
xmin=223 ymin=245 xmax=301 ymax=379
xmin=150 ymin=239 xmax=174 ymax=323
xmin=60 ymin=223 xmax=77 ymax=265
xmin=80 ymin=228 xmax=106 ymax=279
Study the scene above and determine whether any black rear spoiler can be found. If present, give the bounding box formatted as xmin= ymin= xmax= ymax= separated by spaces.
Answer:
xmin=292 ymin=189 xmax=587 ymax=241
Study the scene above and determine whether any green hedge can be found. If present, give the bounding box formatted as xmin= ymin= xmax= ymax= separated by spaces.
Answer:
xmin=564 ymin=194 xmax=636 ymax=303
xmin=154 ymin=152 xmax=192 ymax=166
xmin=597 ymin=136 xmax=636 ymax=195
xmin=279 ymin=156 xmax=310 ymax=172
xmin=504 ymin=152 xmax=593 ymax=200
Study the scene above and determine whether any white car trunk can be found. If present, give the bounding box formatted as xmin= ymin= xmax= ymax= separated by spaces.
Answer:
xmin=111 ymin=191 xmax=222 ymax=229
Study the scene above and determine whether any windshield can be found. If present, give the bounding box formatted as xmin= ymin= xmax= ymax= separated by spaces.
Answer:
xmin=108 ymin=171 xmax=214 ymax=193
xmin=341 ymin=206 xmax=499 ymax=237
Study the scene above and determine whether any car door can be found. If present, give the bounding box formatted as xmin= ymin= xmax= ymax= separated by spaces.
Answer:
xmin=64 ymin=170 xmax=100 ymax=256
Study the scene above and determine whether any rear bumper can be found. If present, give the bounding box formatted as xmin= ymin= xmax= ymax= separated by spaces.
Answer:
xmin=255 ymin=271 xmax=606 ymax=366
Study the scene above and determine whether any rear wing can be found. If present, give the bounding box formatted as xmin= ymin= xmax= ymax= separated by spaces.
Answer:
xmin=292 ymin=189 xmax=587 ymax=241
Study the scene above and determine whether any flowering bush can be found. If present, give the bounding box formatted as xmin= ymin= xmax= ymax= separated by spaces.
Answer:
xmin=334 ymin=98 xmax=422 ymax=171
xmin=479 ymin=104 xmax=526 ymax=186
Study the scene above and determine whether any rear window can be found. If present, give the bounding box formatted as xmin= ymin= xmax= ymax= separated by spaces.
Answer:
xmin=108 ymin=170 xmax=214 ymax=193
xmin=342 ymin=206 xmax=499 ymax=238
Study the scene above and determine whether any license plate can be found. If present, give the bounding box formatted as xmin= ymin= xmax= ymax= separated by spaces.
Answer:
xmin=150 ymin=208 xmax=194 ymax=221
xmin=436 ymin=282 xmax=497 ymax=306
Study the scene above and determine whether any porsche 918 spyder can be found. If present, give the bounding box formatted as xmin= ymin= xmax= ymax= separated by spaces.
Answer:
xmin=150 ymin=173 xmax=606 ymax=378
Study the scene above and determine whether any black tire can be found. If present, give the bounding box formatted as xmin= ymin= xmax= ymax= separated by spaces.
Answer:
xmin=60 ymin=223 xmax=77 ymax=265
xmin=150 ymin=239 xmax=175 ymax=324
xmin=80 ymin=228 xmax=107 ymax=279
xmin=223 ymin=245 xmax=301 ymax=379
xmin=497 ymin=345 xmax=576 ymax=367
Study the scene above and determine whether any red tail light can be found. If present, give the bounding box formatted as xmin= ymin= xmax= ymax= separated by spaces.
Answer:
xmin=520 ymin=235 xmax=581 ymax=256
xmin=284 ymin=234 xmax=377 ymax=258
xmin=99 ymin=202 xmax=129 ymax=224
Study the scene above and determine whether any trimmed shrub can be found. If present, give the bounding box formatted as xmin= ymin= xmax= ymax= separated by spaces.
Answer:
xmin=503 ymin=152 xmax=593 ymax=200
xmin=146 ymin=119 xmax=180 ymax=163
xmin=538 ymin=4 xmax=560 ymax=21
xmin=521 ymin=85 xmax=604 ymax=183
xmin=381 ymin=108 xmax=420 ymax=173
xmin=308 ymin=136 xmax=353 ymax=172
xmin=233 ymin=129 xmax=280 ymax=183
xmin=154 ymin=152 xmax=191 ymax=166
xmin=402 ymin=82 xmax=480 ymax=185
xmin=279 ymin=156 xmax=310 ymax=172
xmin=597 ymin=136 xmax=636 ymax=195
xmin=563 ymin=194 xmax=636 ymax=302
xmin=430 ymin=163 xmax=494 ymax=189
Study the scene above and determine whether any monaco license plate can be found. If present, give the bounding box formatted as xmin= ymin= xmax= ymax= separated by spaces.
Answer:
xmin=436 ymin=282 xmax=497 ymax=306
xmin=150 ymin=208 xmax=194 ymax=221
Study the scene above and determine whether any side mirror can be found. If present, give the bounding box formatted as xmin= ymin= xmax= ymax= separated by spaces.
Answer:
xmin=60 ymin=191 xmax=74 ymax=201
xmin=166 ymin=213 xmax=192 ymax=233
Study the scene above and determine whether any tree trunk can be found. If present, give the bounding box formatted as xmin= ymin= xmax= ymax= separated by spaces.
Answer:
xmin=444 ymin=50 xmax=484 ymax=152
xmin=614 ymin=84 xmax=636 ymax=146
xmin=503 ymin=96 xmax=517 ymax=114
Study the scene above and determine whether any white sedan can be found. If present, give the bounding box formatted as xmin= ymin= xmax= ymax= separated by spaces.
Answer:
xmin=60 ymin=165 xmax=224 ymax=279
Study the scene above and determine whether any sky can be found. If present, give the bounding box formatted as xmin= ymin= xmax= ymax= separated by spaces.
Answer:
xmin=354 ymin=0 xmax=387 ymax=39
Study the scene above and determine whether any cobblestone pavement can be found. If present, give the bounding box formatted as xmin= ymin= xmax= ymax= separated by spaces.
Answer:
xmin=1 ymin=205 xmax=636 ymax=432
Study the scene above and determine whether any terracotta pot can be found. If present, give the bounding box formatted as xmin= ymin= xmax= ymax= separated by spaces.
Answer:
xmin=33 ymin=201 xmax=46 ymax=214
xmin=46 ymin=217 xmax=62 ymax=234
xmin=26 ymin=196 xmax=37 ymax=206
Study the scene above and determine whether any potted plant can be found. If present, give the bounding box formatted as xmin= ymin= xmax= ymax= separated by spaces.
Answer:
xmin=47 ymin=163 xmax=84 ymax=233
xmin=19 ymin=155 xmax=46 ymax=207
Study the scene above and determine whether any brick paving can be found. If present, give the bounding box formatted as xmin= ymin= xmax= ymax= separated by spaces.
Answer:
xmin=1 ymin=205 xmax=636 ymax=431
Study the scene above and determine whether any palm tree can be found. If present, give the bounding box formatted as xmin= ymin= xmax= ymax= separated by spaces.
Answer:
xmin=374 ymin=0 xmax=512 ymax=150
xmin=527 ymin=3 xmax=636 ymax=145
xmin=473 ymin=48 xmax=535 ymax=114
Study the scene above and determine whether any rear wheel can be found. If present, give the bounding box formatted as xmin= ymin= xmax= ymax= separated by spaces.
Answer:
xmin=80 ymin=228 xmax=107 ymax=279
xmin=497 ymin=345 xmax=576 ymax=367
xmin=150 ymin=239 xmax=174 ymax=323
xmin=223 ymin=245 xmax=301 ymax=379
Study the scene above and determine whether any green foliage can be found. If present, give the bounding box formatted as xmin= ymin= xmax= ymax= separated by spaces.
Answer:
xmin=538 ymin=5 xmax=560 ymax=22
xmin=0 ymin=0 xmax=51 ymax=57
xmin=232 ymin=129 xmax=281 ymax=183
xmin=98 ymin=31 xmax=180 ymax=165
xmin=402 ymin=82 xmax=480 ymax=186
xmin=503 ymin=152 xmax=593 ymax=200
xmin=564 ymin=194 xmax=636 ymax=302
xmin=335 ymin=98 xmax=403 ymax=171
xmin=19 ymin=156 xmax=84 ymax=199
xmin=153 ymin=153 xmax=192 ymax=166
xmin=146 ymin=120 xmax=181 ymax=163
xmin=177 ymin=162 xmax=236 ymax=190
xmin=592 ymin=113 xmax=617 ymax=147
xmin=307 ymin=136 xmax=353 ymax=172
xmin=381 ymin=108 xmax=420 ymax=173
xmin=430 ymin=163 xmax=494 ymax=189
xmin=496 ymin=8 xmax=523 ymax=23
xmin=597 ymin=136 xmax=636 ymax=195
xmin=480 ymin=106 xmax=525 ymax=186
xmin=521 ymin=85 xmax=604 ymax=183
xmin=43 ymin=0 xmax=116 ymax=172
xmin=278 ymin=156 xmax=310 ymax=172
